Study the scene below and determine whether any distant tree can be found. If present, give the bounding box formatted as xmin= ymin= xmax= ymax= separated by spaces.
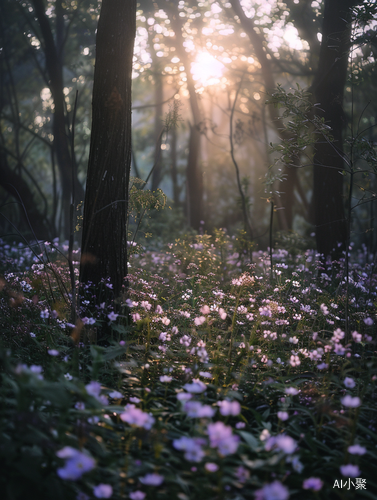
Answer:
xmin=29 ymin=0 xmax=85 ymax=239
xmin=0 ymin=0 xmax=93 ymax=240
xmin=80 ymin=0 xmax=136 ymax=298
xmin=165 ymin=1 xmax=204 ymax=230
xmin=230 ymin=0 xmax=366 ymax=257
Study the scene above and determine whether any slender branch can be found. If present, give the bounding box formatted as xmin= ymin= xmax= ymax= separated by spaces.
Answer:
xmin=229 ymin=75 xmax=253 ymax=240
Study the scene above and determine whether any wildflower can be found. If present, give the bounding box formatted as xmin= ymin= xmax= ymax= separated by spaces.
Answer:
xmin=290 ymin=455 xmax=303 ymax=473
xmin=139 ymin=473 xmax=164 ymax=486
xmin=259 ymin=429 xmax=270 ymax=441
xmin=265 ymin=434 xmax=296 ymax=454
xmin=317 ymin=362 xmax=328 ymax=370
xmin=93 ymin=484 xmax=113 ymax=498
xmin=277 ymin=411 xmax=289 ymax=421
xmin=199 ymin=371 xmax=212 ymax=378
xmin=40 ymin=309 xmax=49 ymax=319
xmin=109 ymin=391 xmax=123 ymax=399
xmin=64 ymin=373 xmax=73 ymax=381
xmin=140 ymin=301 xmax=151 ymax=311
xmin=107 ymin=312 xmax=118 ymax=322
xmin=205 ymin=462 xmax=219 ymax=472
xmin=364 ymin=317 xmax=373 ymax=325
xmin=29 ymin=332 xmax=36 ymax=338
xmin=155 ymin=305 xmax=163 ymax=314
xmin=236 ymin=422 xmax=246 ymax=429
xmin=246 ymin=313 xmax=254 ymax=321
xmin=207 ymin=421 xmax=239 ymax=456
xmin=183 ymin=379 xmax=207 ymax=393
xmin=352 ymin=331 xmax=362 ymax=343
xmin=172 ymin=326 xmax=179 ymax=334
xmin=194 ymin=316 xmax=206 ymax=326
xmin=334 ymin=344 xmax=345 ymax=355
xmin=56 ymin=447 xmax=95 ymax=481
xmin=254 ymin=480 xmax=289 ymax=500
xmin=173 ymin=436 xmax=206 ymax=462
xmin=219 ymin=308 xmax=227 ymax=320
xmin=289 ymin=336 xmax=298 ymax=344
xmin=332 ymin=328 xmax=345 ymax=342
xmin=176 ymin=393 xmax=192 ymax=406
xmin=200 ymin=305 xmax=210 ymax=315
xmin=129 ymin=492 xmax=146 ymax=500
xmin=129 ymin=396 xmax=141 ymax=403
xmin=86 ymin=381 xmax=101 ymax=398
xmin=320 ymin=303 xmax=329 ymax=315
xmin=237 ymin=305 xmax=248 ymax=314
xmin=289 ymin=355 xmax=300 ymax=367
xmin=344 ymin=377 xmax=356 ymax=389
xmin=235 ymin=466 xmax=249 ymax=483
xmin=259 ymin=306 xmax=272 ymax=317
xmin=132 ymin=313 xmax=141 ymax=322
xmin=161 ymin=317 xmax=170 ymax=326
xmin=340 ymin=464 xmax=360 ymax=477
xmin=348 ymin=444 xmax=367 ymax=455
xmin=302 ymin=477 xmax=323 ymax=491
xmin=160 ymin=375 xmax=172 ymax=383
xmin=120 ymin=405 xmax=155 ymax=430
xmin=159 ymin=332 xmax=171 ymax=342
xmin=184 ymin=401 xmax=215 ymax=418
xmin=341 ymin=395 xmax=361 ymax=408
xmin=180 ymin=335 xmax=191 ymax=347
xmin=196 ymin=346 xmax=210 ymax=363
xmin=48 ymin=349 xmax=59 ymax=356
xmin=75 ymin=402 xmax=85 ymax=410
xmin=218 ymin=400 xmax=241 ymax=416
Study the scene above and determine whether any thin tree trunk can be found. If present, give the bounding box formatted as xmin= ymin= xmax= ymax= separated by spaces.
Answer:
xmin=170 ymin=124 xmax=179 ymax=206
xmin=168 ymin=3 xmax=203 ymax=230
xmin=230 ymin=0 xmax=299 ymax=231
xmin=150 ymin=34 xmax=164 ymax=192
xmin=30 ymin=0 xmax=84 ymax=239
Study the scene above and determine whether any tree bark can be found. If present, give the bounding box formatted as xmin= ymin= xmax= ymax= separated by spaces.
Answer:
xmin=312 ymin=0 xmax=356 ymax=257
xmin=80 ymin=0 xmax=136 ymax=298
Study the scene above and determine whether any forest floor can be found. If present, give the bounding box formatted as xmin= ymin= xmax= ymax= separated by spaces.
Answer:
xmin=0 ymin=233 xmax=376 ymax=500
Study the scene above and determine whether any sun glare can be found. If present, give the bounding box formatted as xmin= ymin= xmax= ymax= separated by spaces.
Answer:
xmin=190 ymin=52 xmax=224 ymax=87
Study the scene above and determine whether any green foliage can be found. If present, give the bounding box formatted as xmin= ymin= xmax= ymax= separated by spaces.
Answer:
xmin=128 ymin=177 xmax=167 ymax=245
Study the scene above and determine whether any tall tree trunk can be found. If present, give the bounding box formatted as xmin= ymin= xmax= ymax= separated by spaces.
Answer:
xmin=312 ymin=0 xmax=356 ymax=257
xmin=167 ymin=2 xmax=203 ymax=230
xmin=80 ymin=0 xmax=136 ymax=298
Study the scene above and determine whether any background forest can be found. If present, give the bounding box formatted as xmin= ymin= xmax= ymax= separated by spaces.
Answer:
xmin=1 ymin=0 xmax=376 ymax=256
xmin=1 ymin=2 xmax=377 ymax=500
